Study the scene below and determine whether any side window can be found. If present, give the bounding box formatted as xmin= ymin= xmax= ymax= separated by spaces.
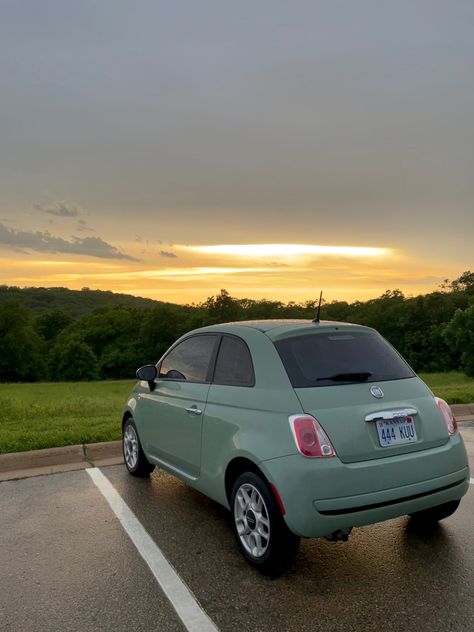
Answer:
xmin=159 ymin=335 xmax=218 ymax=382
xmin=213 ymin=335 xmax=255 ymax=387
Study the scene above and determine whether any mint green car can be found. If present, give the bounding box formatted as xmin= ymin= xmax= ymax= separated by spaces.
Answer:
xmin=122 ymin=320 xmax=470 ymax=573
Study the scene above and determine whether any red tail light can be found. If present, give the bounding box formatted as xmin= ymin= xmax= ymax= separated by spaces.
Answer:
xmin=435 ymin=397 xmax=458 ymax=436
xmin=289 ymin=414 xmax=335 ymax=458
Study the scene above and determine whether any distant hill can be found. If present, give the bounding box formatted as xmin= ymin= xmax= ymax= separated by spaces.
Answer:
xmin=1 ymin=272 xmax=474 ymax=381
xmin=0 ymin=285 xmax=171 ymax=317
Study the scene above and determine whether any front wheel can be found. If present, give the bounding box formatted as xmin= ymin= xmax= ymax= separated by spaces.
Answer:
xmin=409 ymin=499 xmax=460 ymax=524
xmin=123 ymin=418 xmax=155 ymax=477
xmin=231 ymin=472 xmax=300 ymax=575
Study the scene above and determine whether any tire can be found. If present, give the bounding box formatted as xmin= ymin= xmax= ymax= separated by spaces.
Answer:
xmin=231 ymin=472 xmax=300 ymax=575
xmin=409 ymin=499 xmax=460 ymax=524
xmin=123 ymin=418 xmax=155 ymax=477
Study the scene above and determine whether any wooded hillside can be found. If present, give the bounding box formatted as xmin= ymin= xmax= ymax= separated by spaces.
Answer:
xmin=0 ymin=285 xmax=161 ymax=316
xmin=1 ymin=272 xmax=473 ymax=382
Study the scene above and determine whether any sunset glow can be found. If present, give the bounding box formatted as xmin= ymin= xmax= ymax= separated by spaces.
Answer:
xmin=189 ymin=244 xmax=390 ymax=258
xmin=0 ymin=242 xmax=457 ymax=306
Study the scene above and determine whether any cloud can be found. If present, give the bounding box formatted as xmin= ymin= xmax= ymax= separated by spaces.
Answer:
xmin=160 ymin=250 xmax=177 ymax=258
xmin=0 ymin=223 xmax=139 ymax=261
xmin=34 ymin=200 xmax=81 ymax=217
xmin=77 ymin=219 xmax=95 ymax=233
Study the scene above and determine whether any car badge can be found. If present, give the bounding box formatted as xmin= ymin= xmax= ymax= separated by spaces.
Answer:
xmin=370 ymin=385 xmax=384 ymax=399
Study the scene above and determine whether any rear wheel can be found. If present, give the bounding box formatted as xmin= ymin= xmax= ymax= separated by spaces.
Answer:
xmin=409 ymin=499 xmax=460 ymax=524
xmin=231 ymin=472 xmax=300 ymax=575
xmin=123 ymin=418 xmax=155 ymax=477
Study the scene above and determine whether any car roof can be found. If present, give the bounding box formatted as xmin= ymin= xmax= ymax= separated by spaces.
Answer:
xmin=193 ymin=319 xmax=372 ymax=341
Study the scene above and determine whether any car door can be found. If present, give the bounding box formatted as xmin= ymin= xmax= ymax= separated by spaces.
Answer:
xmin=137 ymin=334 xmax=219 ymax=479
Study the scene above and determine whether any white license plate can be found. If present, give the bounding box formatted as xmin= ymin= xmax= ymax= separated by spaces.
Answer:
xmin=376 ymin=416 xmax=417 ymax=447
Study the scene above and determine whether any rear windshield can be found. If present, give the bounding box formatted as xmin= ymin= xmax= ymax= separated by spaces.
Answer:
xmin=274 ymin=330 xmax=414 ymax=388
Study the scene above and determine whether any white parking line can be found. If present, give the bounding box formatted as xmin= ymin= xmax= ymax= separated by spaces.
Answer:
xmin=470 ymin=478 xmax=474 ymax=485
xmin=87 ymin=467 xmax=219 ymax=632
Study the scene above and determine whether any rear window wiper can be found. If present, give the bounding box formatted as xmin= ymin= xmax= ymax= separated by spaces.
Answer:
xmin=316 ymin=372 xmax=373 ymax=382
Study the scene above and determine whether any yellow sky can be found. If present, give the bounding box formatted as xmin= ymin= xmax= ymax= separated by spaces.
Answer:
xmin=0 ymin=241 xmax=462 ymax=304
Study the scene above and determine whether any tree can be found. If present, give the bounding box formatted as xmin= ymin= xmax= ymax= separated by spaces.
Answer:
xmin=36 ymin=310 xmax=73 ymax=342
xmin=441 ymin=270 xmax=474 ymax=294
xmin=99 ymin=343 xmax=144 ymax=379
xmin=444 ymin=305 xmax=474 ymax=376
xmin=0 ymin=301 xmax=46 ymax=381
xmin=49 ymin=339 xmax=100 ymax=381
xmin=203 ymin=289 xmax=242 ymax=323
xmin=74 ymin=306 xmax=138 ymax=357
xmin=138 ymin=304 xmax=188 ymax=363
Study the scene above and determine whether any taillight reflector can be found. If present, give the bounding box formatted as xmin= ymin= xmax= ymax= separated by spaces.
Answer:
xmin=435 ymin=397 xmax=458 ymax=436
xmin=269 ymin=483 xmax=286 ymax=515
xmin=289 ymin=414 xmax=335 ymax=458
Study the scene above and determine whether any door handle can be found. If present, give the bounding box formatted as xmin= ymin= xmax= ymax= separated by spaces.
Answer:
xmin=365 ymin=408 xmax=417 ymax=422
xmin=185 ymin=405 xmax=202 ymax=416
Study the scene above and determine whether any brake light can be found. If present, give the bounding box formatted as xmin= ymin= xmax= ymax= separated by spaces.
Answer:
xmin=289 ymin=414 xmax=335 ymax=458
xmin=435 ymin=397 xmax=458 ymax=436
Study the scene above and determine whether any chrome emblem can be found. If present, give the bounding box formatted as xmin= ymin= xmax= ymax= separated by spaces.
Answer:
xmin=370 ymin=385 xmax=384 ymax=399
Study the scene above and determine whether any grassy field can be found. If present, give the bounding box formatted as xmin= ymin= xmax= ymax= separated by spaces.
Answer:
xmin=0 ymin=372 xmax=473 ymax=454
xmin=0 ymin=380 xmax=134 ymax=454
xmin=419 ymin=372 xmax=474 ymax=405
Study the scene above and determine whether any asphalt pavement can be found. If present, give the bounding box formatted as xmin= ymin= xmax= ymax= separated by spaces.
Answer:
xmin=1 ymin=427 xmax=473 ymax=632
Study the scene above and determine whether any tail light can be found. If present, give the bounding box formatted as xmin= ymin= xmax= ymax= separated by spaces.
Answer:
xmin=289 ymin=414 xmax=335 ymax=458
xmin=435 ymin=397 xmax=458 ymax=436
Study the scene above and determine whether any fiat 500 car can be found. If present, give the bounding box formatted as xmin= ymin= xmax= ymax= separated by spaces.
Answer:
xmin=122 ymin=320 xmax=470 ymax=573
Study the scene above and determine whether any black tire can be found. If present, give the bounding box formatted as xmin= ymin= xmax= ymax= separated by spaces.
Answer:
xmin=409 ymin=499 xmax=460 ymax=524
xmin=231 ymin=472 xmax=300 ymax=575
xmin=122 ymin=417 xmax=155 ymax=477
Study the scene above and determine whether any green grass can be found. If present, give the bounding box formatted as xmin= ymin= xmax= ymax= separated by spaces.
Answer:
xmin=0 ymin=380 xmax=134 ymax=454
xmin=0 ymin=372 xmax=473 ymax=454
xmin=419 ymin=372 xmax=474 ymax=405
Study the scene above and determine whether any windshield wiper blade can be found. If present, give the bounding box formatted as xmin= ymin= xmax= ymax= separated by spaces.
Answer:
xmin=316 ymin=372 xmax=373 ymax=382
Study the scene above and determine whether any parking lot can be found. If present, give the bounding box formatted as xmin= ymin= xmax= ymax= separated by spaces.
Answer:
xmin=1 ymin=427 xmax=473 ymax=632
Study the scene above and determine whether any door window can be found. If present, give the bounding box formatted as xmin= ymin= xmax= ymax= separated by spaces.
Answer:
xmin=213 ymin=335 xmax=255 ymax=386
xmin=159 ymin=335 xmax=218 ymax=382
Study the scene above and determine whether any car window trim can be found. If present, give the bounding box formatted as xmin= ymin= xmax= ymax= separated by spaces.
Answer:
xmin=211 ymin=333 xmax=256 ymax=388
xmin=156 ymin=333 xmax=220 ymax=384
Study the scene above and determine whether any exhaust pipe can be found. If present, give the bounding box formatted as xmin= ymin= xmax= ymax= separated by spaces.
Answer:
xmin=324 ymin=527 xmax=352 ymax=542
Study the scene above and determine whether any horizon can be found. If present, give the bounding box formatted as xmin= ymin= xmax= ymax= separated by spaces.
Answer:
xmin=1 ymin=269 xmax=465 ymax=308
xmin=1 ymin=3 xmax=473 ymax=303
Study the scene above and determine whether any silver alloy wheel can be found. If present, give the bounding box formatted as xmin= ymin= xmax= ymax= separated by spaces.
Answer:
xmin=123 ymin=424 xmax=139 ymax=470
xmin=234 ymin=483 xmax=271 ymax=558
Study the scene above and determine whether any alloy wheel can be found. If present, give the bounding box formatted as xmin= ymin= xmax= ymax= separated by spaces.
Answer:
xmin=123 ymin=424 xmax=139 ymax=470
xmin=234 ymin=483 xmax=271 ymax=558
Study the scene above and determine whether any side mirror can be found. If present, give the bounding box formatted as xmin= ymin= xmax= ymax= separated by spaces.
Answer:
xmin=136 ymin=365 xmax=158 ymax=391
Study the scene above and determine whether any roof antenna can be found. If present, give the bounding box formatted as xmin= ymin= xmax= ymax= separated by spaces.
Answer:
xmin=312 ymin=291 xmax=323 ymax=323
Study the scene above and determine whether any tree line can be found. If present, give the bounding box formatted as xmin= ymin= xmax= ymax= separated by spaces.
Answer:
xmin=1 ymin=271 xmax=474 ymax=382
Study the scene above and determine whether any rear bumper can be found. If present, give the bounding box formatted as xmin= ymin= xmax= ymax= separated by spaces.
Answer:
xmin=260 ymin=434 xmax=470 ymax=537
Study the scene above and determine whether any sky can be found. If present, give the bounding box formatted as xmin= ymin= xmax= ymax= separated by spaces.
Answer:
xmin=1 ymin=1 xmax=473 ymax=305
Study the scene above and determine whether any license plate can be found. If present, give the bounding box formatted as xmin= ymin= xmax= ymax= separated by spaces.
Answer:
xmin=376 ymin=416 xmax=417 ymax=447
